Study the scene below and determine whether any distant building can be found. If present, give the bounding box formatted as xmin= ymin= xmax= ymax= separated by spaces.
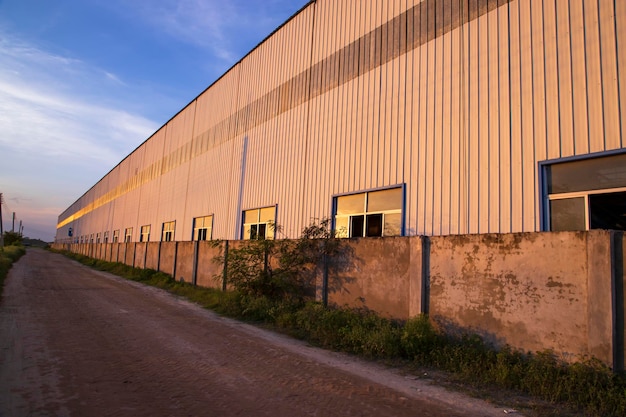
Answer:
xmin=56 ymin=0 xmax=626 ymax=244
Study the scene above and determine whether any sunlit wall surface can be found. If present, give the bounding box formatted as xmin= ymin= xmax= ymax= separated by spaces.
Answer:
xmin=56 ymin=0 xmax=626 ymax=243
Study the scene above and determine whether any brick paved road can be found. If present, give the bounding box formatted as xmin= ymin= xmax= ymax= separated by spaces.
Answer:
xmin=0 ymin=249 xmax=510 ymax=417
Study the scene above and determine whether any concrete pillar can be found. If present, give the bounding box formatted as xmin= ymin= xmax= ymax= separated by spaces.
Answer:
xmin=408 ymin=236 xmax=425 ymax=317
xmin=192 ymin=240 xmax=199 ymax=286
xmin=586 ymin=230 xmax=615 ymax=367
xmin=613 ymin=232 xmax=624 ymax=372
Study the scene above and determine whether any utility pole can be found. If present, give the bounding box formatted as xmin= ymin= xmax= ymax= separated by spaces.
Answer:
xmin=12 ymin=212 xmax=15 ymax=232
xmin=19 ymin=221 xmax=23 ymax=237
xmin=0 ymin=193 xmax=4 ymax=248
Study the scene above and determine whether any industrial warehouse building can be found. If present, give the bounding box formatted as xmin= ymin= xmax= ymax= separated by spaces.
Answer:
xmin=55 ymin=0 xmax=626 ymax=244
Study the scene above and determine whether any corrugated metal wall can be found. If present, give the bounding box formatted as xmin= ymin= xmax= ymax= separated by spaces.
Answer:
xmin=56 ymin=0 xmax=626 ymax=242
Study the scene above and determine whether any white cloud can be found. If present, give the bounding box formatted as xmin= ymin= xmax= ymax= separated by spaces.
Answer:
xmin=0 ymin=32 xmax=159 ymax=240
xmin=106 ymin=0 xmax=305 ymax=67
xmin=0 ymin=34 xmax=157 ymax=160
xmin=105 ymin=71 xmax=126 ymax=86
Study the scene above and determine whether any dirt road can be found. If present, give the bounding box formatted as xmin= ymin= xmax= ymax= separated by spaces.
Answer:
xmin=0 ymin=249 xmax=513 ymax=416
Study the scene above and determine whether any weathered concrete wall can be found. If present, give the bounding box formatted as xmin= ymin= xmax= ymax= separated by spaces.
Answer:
xmin=134 ymin=243 xmax=147 ymax=269
xmin=586 ymin=232 xmax=614 ymax=365
xmin=222 ymin=241 xmax=247 ymax=291
xmin=328 ymin=237 xmax=421 ymax=319
xmin=87 ymin=244 xmax=95 ymax=259
xmin=100 ymin=244 xmax=109 ymax=262
xmin=428 ymin=231 xmax=612 ymax=365
xmin=159 ymin=242 xmax=176 ymax=276
xmin=145 ymin=243 xmax=160 ymax=271
xmin=123 ymin=243 xmax=135 ymax=266
xmin=108 ymin=244 xmax=116 ymax=263
xmin=196 ymin=241 xmax=224 ymax=289
xmin=111 ymin=244 xmax=121 ymax=263
xmin=175 ymin=242 xmax=194 ymax=283
xmin=93 ymin=244 xmax=103 ymax=260
xmin=118 ymin=244 xmax=128 ymax=266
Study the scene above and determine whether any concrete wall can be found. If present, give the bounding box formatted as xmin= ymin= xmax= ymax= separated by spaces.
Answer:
xmin=53 ymin=230 xmax=624 ymax=370
xmin=123 ymin=243 xmax=135 ymax=266
xmin=429 ymin=232 xmax=597 ymax=362
xmin=134 ymin=243 xmax=147 ymax=269
xmin=145 ymin=243 xmax=160 ymax=271
xmin=196 ymin=241 xmax=224 ymax=289
xmin=159 ymin=242 xmax=176 ymax=276
xmin=175 ymin=242 xmax=194 ymax=284
xmin=118 ymin=244 xmax=129 ymax=266
xmin=328 ymin=236 xmax=423 ymax=319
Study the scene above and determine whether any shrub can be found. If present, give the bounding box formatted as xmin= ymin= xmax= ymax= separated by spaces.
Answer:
xmin=216 ymin=218 xmax=341 ymax=302
xmin=2 ymin=231 xmax=23 ymax=246
xmin=0 ymin=244 xmax=26 ymax=298
xmin=2 ymin=245 xmax=26 ymax=261
xmin=401 ymin=315 xmax=443 ymax=362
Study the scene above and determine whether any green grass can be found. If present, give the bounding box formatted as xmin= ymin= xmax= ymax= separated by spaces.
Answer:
xmin=54 ymin=250 xmax=626 ymax=417
xmin=0 ymin=245 xmax=26 ymax=298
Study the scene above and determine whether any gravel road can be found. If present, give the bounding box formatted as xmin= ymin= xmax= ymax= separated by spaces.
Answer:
xmin=0 ymin=249 xmax=515 ymax=416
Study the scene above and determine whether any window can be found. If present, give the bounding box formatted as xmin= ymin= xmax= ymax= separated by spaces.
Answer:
xmin=193 ymin=215 xmax=213 ymax=241
xmin=545 ymin=153 xmax=626 ymax=231
xmin=96 ymin=233 xmax=101 ymax=243
xmin=104 ymin=231 xmax=109 ymax=243
xmin=162 ymin=221 xmax=175 ymax=242
xmin=140 ymin=225 xmax=151 ymax=242
xmin=124 ymin=228 xmax=133 ymax=243
xmin=334 ymin=187 xmax=403 ymax=238
xmin=90 ymin=234 xmax=94 ymax=244
xmin=112 ymin=230 xmax=120 ymax=243
xmin=243 ymin=206 xmax=275 ymax=240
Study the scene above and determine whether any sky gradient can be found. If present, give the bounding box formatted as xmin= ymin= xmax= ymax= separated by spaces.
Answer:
xmin=0 ymin=0 xmax=309 ymax=241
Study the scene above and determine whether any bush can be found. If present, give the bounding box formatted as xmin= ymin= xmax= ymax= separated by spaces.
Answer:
xmin=2 ymin=231 xmax=23 ymax=246
xmin=0 ymin=244 xmax=26 ymax=298
xmin=401 ymin=315 xmax=443 ymax=362
xmin=215 ymin=218 xmax=342 ymax=303
xmin=2 ymin=245 xmax=26 ymax=261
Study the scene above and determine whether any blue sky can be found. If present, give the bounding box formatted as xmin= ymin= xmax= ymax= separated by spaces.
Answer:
xmin=0 ymin=0 xmax=309 ymax=241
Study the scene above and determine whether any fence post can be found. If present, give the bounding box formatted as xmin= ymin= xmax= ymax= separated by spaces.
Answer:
xmin=322 ymin=251 xmax=329 ymax=307
xmin=173 ymin=242 xmax=178 ymax=279
xmin=612 ymin=231 xmax=624 ymax=372
xmin=192 ymin=240 xmax=200 ymax=286
xmin=157 ymin=241 xmax=162 ymax=272
xmin=222 ymin=240 xmax=229 ymax=291
xmin=421 ymin=235 xmax=430 ymax=315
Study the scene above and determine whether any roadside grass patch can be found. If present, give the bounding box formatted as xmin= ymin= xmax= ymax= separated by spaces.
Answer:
xmin=0 ymin=245 xmax=26 ymax=298
xmin=54 ymin=249 xmax=626 ymax=417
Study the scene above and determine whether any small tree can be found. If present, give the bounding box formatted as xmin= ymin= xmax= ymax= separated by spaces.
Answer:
xmin=3 ymin=231 xmax=22 ymax=246
xmin=215 ymin=218 xmax=342 ymax=302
